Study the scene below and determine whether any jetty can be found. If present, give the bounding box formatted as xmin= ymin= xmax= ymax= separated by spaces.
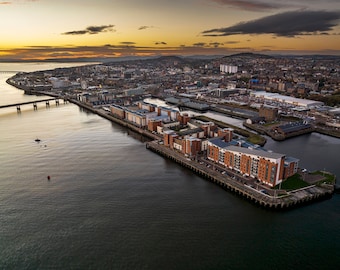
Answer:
xmin=146 ymin=140 xmax=334 ymax=210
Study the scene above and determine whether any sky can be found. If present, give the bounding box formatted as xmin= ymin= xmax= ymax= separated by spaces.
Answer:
xmin=0 ymin=0 xmax=339 ymax=60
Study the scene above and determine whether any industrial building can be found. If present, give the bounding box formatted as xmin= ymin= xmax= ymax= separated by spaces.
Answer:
xmin=272 ymin=121 xmax=313 ymax=137
xmin=251 ymin=91 xmax=324 ymax=108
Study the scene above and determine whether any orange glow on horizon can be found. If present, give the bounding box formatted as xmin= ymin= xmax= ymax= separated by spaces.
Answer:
xmin=0 ymin=0 xmax=339 ymax=60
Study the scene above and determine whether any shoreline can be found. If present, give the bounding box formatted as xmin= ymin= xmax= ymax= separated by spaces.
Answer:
xmin=243 ymin=121 xmax=340 ymax=140
xmin=66 ymin=96 xmax=336 ymax=211
xmin=3 ymin=84 xmax=336 ymax=210
xmin=6 ymin=75 xmax=340 ymax=141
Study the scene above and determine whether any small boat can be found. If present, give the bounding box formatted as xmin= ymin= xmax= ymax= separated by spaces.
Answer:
xmin=35 ymin=138 xmax=41 ymax=142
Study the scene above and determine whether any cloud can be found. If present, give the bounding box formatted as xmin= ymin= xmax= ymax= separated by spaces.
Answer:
xmin=1 ymin=0 xmax=39 ymax=5
xmin=62 ymin=25 xmax=115 ymax=35
xmin=138 ymin=25 xmax=154 ymax=30
xmin=120 ymin=42 xmax=136 ymax=45
xmin=2 ymin=43 xmax=340 ymax=61
xmin=209 ymin=0 xmax=285 ymax=11
xmin=193 ymin=42 xmax=206 ymax=47
xmin=192 ymin=41 xmax=240 ymax=48
xmin=208 ymin=0 xmax=339 ymax=11
xmin=202 ymin=10 xmax=340 ymax=37
xmin=224 ymin=41 xmax=240 ymax=44
xmin=209 ymin=42 xmax=224 ymax=48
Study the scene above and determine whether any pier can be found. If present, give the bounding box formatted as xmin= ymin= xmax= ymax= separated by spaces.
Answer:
xmin=0 ymin=98 xmax=62 ymax=112
xmin=146 ymin=140 xmax=334 ymax=210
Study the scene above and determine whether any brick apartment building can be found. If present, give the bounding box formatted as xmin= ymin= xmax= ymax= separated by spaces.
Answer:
xmin=207 ymin=137 xmax=298 ymax=187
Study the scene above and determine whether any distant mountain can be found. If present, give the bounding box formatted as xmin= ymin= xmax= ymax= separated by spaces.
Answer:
xmin=273 ymin=54 xmax=340 ymax=60
xmin=153 ymin=55 xmax=185 ymax=62
xmin=222 ymin=52 xmax=274 ymax=59
xmin=2 ymin=53 xmax=338 ymax=64
xmin=105 ymin=55 xmax=208 ymax=66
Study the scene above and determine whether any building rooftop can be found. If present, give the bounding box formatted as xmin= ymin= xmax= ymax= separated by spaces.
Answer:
xmin=277 ymin=122 xmax=312 ymax=133
xmin=209 ymin=137 xmax=285 ymax=159
xmin=226 ymin=145 xmax=285 ymax=159
xmin=284 ymin=156 xmax=300 ymax=164
xmin=251 ymin=91 xmax=324 ymax=107
xmin=178 ymin=127 xmax=203 ymax=136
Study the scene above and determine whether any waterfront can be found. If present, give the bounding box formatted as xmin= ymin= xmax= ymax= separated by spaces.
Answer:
xmin=0 ymin=64 xmax=339 ymax=269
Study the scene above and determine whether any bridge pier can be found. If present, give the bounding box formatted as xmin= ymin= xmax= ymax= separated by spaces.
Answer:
xmin=1 ymin=98 xmax=64 ymax=112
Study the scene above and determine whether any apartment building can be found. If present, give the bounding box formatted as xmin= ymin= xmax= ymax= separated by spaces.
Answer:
xmin=220 ymin=64 xmax=238 ymax=74
xmin=207 ymin=138 xmax=286 ymax=187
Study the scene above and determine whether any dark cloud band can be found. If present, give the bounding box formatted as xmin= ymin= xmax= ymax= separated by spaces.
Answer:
xmin=210 ymin=0 xmax=283 ymax=11
xmin=202 ymin=10 xmax=340 ymax=37
xmin=62 ymin=25 xmax=115 ymax=35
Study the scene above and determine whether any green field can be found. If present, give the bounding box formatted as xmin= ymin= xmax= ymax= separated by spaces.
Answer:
xmin=311 ymin=171 xmax=336 ymax=185
xmin=275 ymin=174 xmax=310 ymax=191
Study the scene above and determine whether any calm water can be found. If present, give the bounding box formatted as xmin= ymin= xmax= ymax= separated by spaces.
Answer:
xmin=0 ymin=64 xmax=339 ymax=269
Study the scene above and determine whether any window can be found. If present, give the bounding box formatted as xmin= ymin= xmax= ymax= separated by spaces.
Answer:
xmin=265 ymin=164 xmax=269 ymax=180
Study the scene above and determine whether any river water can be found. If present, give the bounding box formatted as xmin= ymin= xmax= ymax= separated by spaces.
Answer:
xmin=0 ymin=63 xmax=339 ymax=269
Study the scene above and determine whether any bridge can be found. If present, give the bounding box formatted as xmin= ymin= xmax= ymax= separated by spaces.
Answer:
xmin=0 ymin=71 xmax=21 ymax=74
xmin=0 ymin=98 xmax=65 ymax=112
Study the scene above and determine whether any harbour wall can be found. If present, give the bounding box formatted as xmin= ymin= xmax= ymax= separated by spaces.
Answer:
xmin=14 ymin=91 xmax=335 ymax=210
xmin=146 ymin=140 xmax=334 ymax=210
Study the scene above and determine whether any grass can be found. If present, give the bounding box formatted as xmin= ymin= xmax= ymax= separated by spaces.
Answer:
xmin=310 ymin=170 xmax=336 ymax=185
xmin=247 ymin=134 xmax=266 ymax=145
xmin=274 ymin=173 xmax=310 ymax=191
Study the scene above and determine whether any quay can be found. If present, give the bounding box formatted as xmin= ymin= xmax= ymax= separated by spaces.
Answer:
xmin=146 ymin=140 xmax=334 ymax=210
xmin=17 ymin=93 xmax=336 ymax=210
xmin=57 ymin=98 xmax=335 ymax=210
xmin=68 ymin=99 xmax=160 ymax=141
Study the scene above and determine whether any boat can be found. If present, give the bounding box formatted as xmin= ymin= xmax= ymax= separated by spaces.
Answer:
xmin=35 ymin=138 xmax=41 ymax=142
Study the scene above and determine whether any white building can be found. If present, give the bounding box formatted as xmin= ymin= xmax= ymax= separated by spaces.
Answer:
xmin=250 ymin=91 xmax=324 ymax=108
xmin=220 ymin=65 xmax=238 ymax=74
xmin=49 ymin=77 xmax=71 ymax=89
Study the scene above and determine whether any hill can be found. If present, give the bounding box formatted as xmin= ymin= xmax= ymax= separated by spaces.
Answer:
xmin=222 ymin=52 xmax=274 ymax=59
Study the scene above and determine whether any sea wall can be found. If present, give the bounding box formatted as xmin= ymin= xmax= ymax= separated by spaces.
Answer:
xmin=146 ymin=141 xmax=334 ymax=210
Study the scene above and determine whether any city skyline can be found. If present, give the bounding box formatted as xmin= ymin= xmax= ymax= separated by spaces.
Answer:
xmin=1 ymin=0 xmax=340 ymax=61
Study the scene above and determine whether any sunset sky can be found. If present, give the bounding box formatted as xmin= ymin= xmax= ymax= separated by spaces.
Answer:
xmin=1 ymin=0 xmax=339 ymax=60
